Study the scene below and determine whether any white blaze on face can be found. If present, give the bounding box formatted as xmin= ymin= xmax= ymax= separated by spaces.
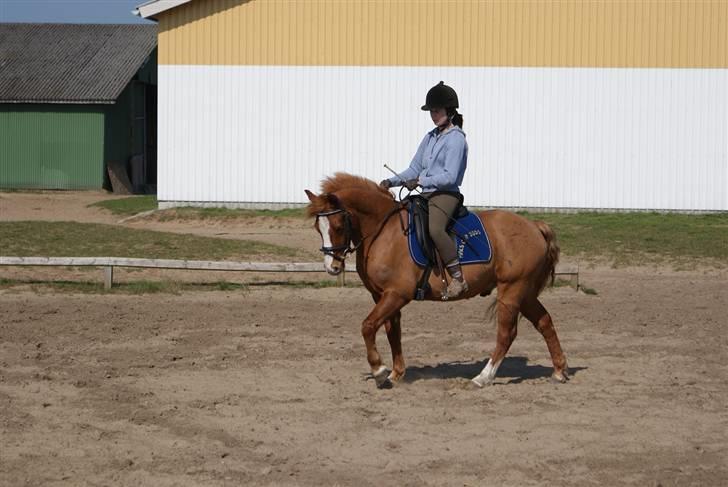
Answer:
xmin=318 ymin=217 xmax=335 ymax=272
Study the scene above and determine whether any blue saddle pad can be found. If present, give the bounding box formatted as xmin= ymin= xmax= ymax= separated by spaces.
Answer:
xmin=407 ymin=209 xmax=492 ymax=267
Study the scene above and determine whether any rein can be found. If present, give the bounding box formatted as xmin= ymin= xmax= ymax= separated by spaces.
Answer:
xmin=315 ymin=202 xmax=405 ymax=263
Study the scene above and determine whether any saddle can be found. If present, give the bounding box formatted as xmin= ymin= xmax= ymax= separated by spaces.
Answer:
xmin=405 ymin=193 xmax=492 ymax=300
xmin=409 ymin=193 xmax=467 ymax=264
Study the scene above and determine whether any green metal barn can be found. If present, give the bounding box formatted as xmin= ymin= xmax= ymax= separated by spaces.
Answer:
xmin=0 ymin=23 xmax=157 ymax=191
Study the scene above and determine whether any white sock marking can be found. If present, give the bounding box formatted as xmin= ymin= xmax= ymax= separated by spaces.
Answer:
xmin=373 ymin=365 xmax=388 ymax=377
xmin=472 ymin=358 xmax=503 ymax=387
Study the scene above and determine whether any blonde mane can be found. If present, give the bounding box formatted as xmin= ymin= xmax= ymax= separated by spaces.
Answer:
xmin=321 ymin=173 xmax=392 ymax=197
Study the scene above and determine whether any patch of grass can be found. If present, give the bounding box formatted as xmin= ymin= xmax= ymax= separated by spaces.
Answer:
xmin=551 ymin=278 xmax=597 ymax=294
xmin=35 ymin=280 xmax=106 ymax=293
xmin=580 ymin=286 xmax=598 ymax=295
xmin=209 ymin=280 xmax=241 ymax=291
xmin=0 ymin=279 xmax=108 ymax=294
xmin=552 ymin=278 xmax=576 ymax=289
xmin=0 ymin=221 xmax=305 ymax=260
xmin=123 ymin=280 xmax=181 ymax=294
xmin=0 ymin=277 xmax=358 ymax=294
xmin=90 ymin=196 xmax=157 ymax=216
xmin=519 ymin=212 xmax=728 ymax=267
xmin=0 ymin=278 xmax=247 ymax=294
xmin=251 ymin=279 xmax=362 ymax=289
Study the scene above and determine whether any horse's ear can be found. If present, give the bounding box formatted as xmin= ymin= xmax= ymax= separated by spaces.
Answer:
xmin=324 ymin=193 xmax=341 ymax=207
xmin=304 ymin=190 xmax=317 ymax=202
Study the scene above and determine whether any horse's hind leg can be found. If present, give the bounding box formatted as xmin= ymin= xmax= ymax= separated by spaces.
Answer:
xmin=472 ymin=291 xmax=520 ymax=387
xmin=521 ymin=296 xmax=569 ymax=383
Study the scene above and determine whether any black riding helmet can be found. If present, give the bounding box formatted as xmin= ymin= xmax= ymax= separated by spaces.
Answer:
xmin=421 ymin=81 xmax=459 ymax=111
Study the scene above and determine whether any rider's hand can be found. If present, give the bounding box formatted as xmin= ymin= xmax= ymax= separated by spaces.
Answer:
xmin=379 ymin=179 xmax=392 ymax=189
xmin=403 ymin=179 xmax=419 ymax=191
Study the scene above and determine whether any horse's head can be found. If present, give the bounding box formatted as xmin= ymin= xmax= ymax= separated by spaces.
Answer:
xmin=305 ymin=189 xmax=357 ymax=275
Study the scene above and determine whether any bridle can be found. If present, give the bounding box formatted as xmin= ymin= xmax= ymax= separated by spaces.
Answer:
xmin=315 ymin=208 xmax=361 ymax=263
xmin=315 ymin=200 xmax=406 ymax=265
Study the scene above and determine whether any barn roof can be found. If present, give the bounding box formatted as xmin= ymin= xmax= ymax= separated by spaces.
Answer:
xmin=134 ymin=0 xmax=193 ymax=20
xmin=0 ymin=23 xmax=157 ymax=104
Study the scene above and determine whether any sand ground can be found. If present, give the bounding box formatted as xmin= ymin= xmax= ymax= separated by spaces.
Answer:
xmin=1 ymin=191 xmax=726 ymax=486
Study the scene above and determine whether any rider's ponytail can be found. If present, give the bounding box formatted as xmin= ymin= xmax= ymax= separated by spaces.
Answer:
xmin=448 ymin=108 xmax=464 ymax=129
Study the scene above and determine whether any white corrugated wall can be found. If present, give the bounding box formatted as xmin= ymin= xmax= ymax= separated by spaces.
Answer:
xmin=158 ymin=66 xmax=727 ymax=211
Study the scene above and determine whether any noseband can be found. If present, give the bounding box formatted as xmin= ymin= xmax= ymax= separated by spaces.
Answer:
xmin=316 ymin=208 xmax=360 ymax=263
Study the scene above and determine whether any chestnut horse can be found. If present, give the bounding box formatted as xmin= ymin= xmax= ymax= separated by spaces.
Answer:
xmin=305 ymin=173 xmax=568 ymax=389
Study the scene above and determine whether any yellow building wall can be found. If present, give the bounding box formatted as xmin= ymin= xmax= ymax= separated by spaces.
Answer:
xmin=157 ymin=0 xmax=728 ymax=68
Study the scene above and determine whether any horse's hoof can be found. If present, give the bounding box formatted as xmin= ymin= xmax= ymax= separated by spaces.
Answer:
xmin=373 ymin=367 xmax=392 ymax=389
xmin=388 ymin=371 xmax=405 ymax=383
xmin=471 ymin=376 xmax=490 ymax=388
xmin=551 ymin=371 xmax=569 ymax=384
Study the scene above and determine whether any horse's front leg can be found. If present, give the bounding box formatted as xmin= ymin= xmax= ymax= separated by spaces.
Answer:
xmin=384 ymin=310 xmax=405 ymax=382
xmin=362 ymin=291 xmax=407 ymax=389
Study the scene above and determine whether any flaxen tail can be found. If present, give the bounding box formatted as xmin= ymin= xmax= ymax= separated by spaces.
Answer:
xmin=534 ymin=220 xmax=560 ymax=295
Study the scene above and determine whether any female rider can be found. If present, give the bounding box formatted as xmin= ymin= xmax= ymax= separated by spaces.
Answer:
xmin=380 ymin=81 xmax=469 ymax=300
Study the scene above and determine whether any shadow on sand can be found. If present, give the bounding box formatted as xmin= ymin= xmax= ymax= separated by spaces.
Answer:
xmin=400 ymin=356 xmax=586 ymax=384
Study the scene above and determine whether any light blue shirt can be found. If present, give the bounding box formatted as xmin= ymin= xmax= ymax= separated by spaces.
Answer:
xmin=388 ymin=126 xmax=468 ymax=193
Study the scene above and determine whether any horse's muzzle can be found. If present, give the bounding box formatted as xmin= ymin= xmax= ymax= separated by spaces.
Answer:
xmin=325 ymin=262 xmax=343 ymax=276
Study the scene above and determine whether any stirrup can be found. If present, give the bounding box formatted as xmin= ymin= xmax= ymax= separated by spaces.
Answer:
xmin=442 ymin=279 xmax=468 ymax=301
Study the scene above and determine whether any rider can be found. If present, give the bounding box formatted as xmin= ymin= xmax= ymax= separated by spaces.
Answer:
xmin=380 ymin=81 xmax=469 ymax=300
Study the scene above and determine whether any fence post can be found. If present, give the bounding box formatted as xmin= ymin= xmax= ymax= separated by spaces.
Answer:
xmin=571 ymin=263 xmax=580 ymax=290
xmin=104 ymin=266 xmax=114 ymax=290
xmin=337 ymin=267 xmax=346 ymax=287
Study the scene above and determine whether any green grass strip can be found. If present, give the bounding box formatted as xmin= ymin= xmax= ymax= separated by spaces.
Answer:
xmin=90 ymin=196 xmax=157 ymax=216
xmin=4 ymin=211 xmax=726 ymax=268
xmin=521 ymin=211 xmax=728 ymax=266
xmin=0 ymin=221 xmax=305 ymax=260
xmin=0 ymin=278 xmax=354 ymax=294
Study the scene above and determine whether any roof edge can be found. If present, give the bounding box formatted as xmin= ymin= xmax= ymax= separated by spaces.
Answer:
xmin=133 ymin=0 xmax=193 ymax=20
xmin=0 ymin=100 xmax=116 ymax=105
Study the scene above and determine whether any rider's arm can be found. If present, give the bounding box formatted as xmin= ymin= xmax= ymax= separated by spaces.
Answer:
xmin=387 ymin=135 xmax=427 ymax=186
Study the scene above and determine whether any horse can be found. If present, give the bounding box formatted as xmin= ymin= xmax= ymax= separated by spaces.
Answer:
xmin=305 ymin=173 xmax=568 ymax=389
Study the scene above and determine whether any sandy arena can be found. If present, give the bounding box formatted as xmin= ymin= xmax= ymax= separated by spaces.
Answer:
xmin=1 ymin=192 xmax=727 ymax=486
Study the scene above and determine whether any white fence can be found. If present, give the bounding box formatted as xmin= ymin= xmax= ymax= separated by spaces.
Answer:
xmin=0 ymin=256 xmax=579 ymax=290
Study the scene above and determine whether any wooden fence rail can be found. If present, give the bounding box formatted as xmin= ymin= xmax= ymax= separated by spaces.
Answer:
xmin=0 ymin=256 xmax=579 ymax=290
